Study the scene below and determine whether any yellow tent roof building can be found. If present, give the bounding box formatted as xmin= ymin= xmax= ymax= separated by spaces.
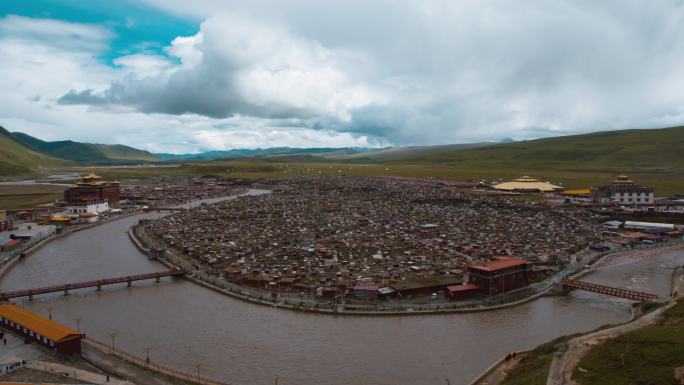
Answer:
xmin=0 ymin=303 xmax=82 ymax=355
xmin=492 ymin=176 xmax=563 ymax=193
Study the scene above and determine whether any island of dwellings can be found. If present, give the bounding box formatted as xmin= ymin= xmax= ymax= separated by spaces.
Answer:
xmin=492 ymin=176 xmax=563 ymax=193
xmin=120 ymin=176 xmax=246 ymax=207
xmin=144 ymin=177 xmax=599 ymax=296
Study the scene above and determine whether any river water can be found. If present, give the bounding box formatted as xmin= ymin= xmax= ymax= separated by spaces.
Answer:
xmin=1 ymin=191 xmax=681 ymax=385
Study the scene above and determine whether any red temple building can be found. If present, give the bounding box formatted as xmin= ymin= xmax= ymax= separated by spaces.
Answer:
xmin=64 ymin=174 xmax=120 ymax=205
xmin=468 ymin=256 xmax=534 ymax=296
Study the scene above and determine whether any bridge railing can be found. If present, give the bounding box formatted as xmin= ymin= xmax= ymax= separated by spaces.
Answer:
xmin=0 ymin=269 xmax=183 ymax=300
xmin=84 ymin=337 xmax=231 ymax=385
xmin=561 ymin=278 xmax=658 ymax=301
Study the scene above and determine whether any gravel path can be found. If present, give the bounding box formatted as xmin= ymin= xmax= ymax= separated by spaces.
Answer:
xmin=546 ymin=299 xmax=677 ymax=385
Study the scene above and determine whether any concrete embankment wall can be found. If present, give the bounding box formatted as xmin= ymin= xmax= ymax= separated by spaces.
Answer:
xmin=467 ymin=349 xmax=533 ymax=385
xmin=130 ymin=226 xmax=558 ymax=317
xmin=83 ymin=337 xmax=228 ymax=385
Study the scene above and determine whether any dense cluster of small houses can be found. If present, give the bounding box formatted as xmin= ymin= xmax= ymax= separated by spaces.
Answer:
xmin=120 ymin=177 xmax=246 ymax=207
xmin=144 ymin=176 xmax=601 ymax=299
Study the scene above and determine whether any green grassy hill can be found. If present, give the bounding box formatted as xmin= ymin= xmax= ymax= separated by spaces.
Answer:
xmin=391 ymin=126 xmax=684 ymax=174
xmin=326 ymin=142 xmax=493 ymax=162
xmin=10 ymin=131 xmax=160 ymax=164
xmin=0 ymin=126 xmax=73 ymax=176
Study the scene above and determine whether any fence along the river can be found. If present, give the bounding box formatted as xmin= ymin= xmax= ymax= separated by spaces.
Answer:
xmin=84 ymin=336 xmax=231 ymax=385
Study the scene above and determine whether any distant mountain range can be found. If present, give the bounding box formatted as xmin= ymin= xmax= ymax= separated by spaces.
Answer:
xmin=155 ymin=140 xmax=511 ymax=162
xmin=155 ymin=147 xmax=381 ymax=161
xmin=2 ymin=123 xmax=683 ymax=178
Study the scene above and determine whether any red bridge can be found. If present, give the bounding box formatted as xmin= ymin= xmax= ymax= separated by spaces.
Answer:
xmin=0 ymin=269 xmax=184 ymax=301
xmin=561 ymin=278 xmax=658 ymax=302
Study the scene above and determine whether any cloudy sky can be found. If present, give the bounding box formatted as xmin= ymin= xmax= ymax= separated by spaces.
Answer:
xmin=2 ymin=1 xmax=684 ymax=153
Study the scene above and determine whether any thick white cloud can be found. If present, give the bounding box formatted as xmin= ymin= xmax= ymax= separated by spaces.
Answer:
xmin=4 ymin=1 xmax=684 ymax=153
xmin=135 ymin=0 xmax=684 ymax=143
xmin=59 ymin=14 xmax=381 ymax=122
xmin=0 ymin=14 xmax=377 ymax=151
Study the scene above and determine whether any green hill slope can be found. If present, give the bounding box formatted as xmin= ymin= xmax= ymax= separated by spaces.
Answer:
xmin=392 ymin=126 xmax=684 ymax=174
xmin=10 ymin=131 xmax=160 ymax=164
xmin=327 ymin=142 xmax=493 ymax=162
xmin=0 ymin=126 xmax=73 ymax=175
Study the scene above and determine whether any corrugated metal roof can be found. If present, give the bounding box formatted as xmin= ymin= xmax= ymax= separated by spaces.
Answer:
xmin=0 ymin=304 xmax=80 ymax=343
xmin=446 ymin=283 xmax=478 ymax=292
xmin=0 ymin=239 xmax=20 ymax=248
xmin=470 ymin=258 xmax=533 ymax=272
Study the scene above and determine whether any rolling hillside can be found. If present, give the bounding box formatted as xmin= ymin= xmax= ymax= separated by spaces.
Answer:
xmin=10 ymin=131 xmax=160 ymax=164
xmin=0 ymin=126 xmax=73 ymax=175
xmin=326 ymin=142 xmax=494 ymax=162
xmin=387 ymin=126 xmax=684 ymax=174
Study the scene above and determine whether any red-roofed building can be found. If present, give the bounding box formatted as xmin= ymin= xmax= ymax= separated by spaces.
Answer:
xmin=353 ymin=284 xmax=379 ymax=299
xmin=0 ymin=239 xmax=21 ymax=251
xmin=64 ymin=174 xmax=120 ymax=205
xmin=446 ymin=283 xmax=479 ymax=301
xmin=468 ymin=256 xmax=533 ymax=296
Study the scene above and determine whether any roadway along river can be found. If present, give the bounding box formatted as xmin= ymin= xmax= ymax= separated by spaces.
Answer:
xmin=1 ymin=192 xmax=681 ymax=385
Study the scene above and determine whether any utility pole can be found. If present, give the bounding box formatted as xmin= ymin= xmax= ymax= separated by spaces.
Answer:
xmin=144 ymin=346 xmax=152 ymax=364
xmin=195 ymin=363 xmax=202 ymax=381
xmin=108 ymin=331 xmax=117 ymax=352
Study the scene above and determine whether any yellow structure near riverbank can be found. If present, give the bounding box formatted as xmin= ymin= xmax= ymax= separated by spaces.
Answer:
xmin=493 ymin=176 xmax=563 ymax=193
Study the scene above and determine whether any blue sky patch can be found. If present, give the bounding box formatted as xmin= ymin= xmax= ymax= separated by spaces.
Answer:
xmin=0 ymin=0 xmax=199 ymax=63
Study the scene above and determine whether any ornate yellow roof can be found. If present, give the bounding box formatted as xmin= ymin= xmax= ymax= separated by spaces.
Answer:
xmin=493 ymin=176 xmax=562 ymax=192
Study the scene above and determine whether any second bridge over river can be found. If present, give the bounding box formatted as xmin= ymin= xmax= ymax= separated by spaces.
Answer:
xmin=0 ymin=269 xmax=184 ymax=301
xmin=561 ymin=278 xmax=659 ymax=302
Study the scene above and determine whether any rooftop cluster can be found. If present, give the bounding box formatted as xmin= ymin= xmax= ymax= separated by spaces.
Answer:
xmin=146 ymin=177 xmax=599 ymax=292
xmin=121 ymin=177 xmax=245 ymax=207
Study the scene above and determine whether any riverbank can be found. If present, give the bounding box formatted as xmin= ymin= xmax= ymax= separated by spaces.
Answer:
xmin=131 ymin=224 xmax=566 ymax=316
xmin=570 ymin=297 xmax=684 ymax=385
xmin=0 ymin=186 xmax=648 ymax=385
xmin=133 ymin=222 xmax=684 ymax=317
xmin=0 ymin=321 xmax=196 ymax=385
xmin=470 ymin=252 xmax=684 ymax=385
xmin=0 ymin=211 xmax=139 ymax=280
xmin=83 ymin=336 xmax=229 ymax=385
xmin=2 ymin=211 xmax=633 ymax=385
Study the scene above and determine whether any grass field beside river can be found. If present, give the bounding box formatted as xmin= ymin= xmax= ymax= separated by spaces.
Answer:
xmin=573 ymin=299 xmax=684 ymax=385
xmin=69 ymin=160 xmax=684 ymax=196
xmin=0 ymin=184 xmax=66 ymax=210
xmin=3 ymin=157 xmax=684 ymax=210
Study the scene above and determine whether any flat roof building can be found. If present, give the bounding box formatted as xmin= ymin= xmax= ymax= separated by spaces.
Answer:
xmin=0 ymin=303 xmax=82 ymax=355
xmin=468 ymin=256 xmax=534 ymax=296
xmin=591 ymin=175 xmax=654 ymax=205
xmin=446 ymin=283 xmax=479 ymax=301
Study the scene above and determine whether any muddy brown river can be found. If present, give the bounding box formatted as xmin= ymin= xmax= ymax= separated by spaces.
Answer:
xmin=2 ymin=193 xmax=681 ymax=385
